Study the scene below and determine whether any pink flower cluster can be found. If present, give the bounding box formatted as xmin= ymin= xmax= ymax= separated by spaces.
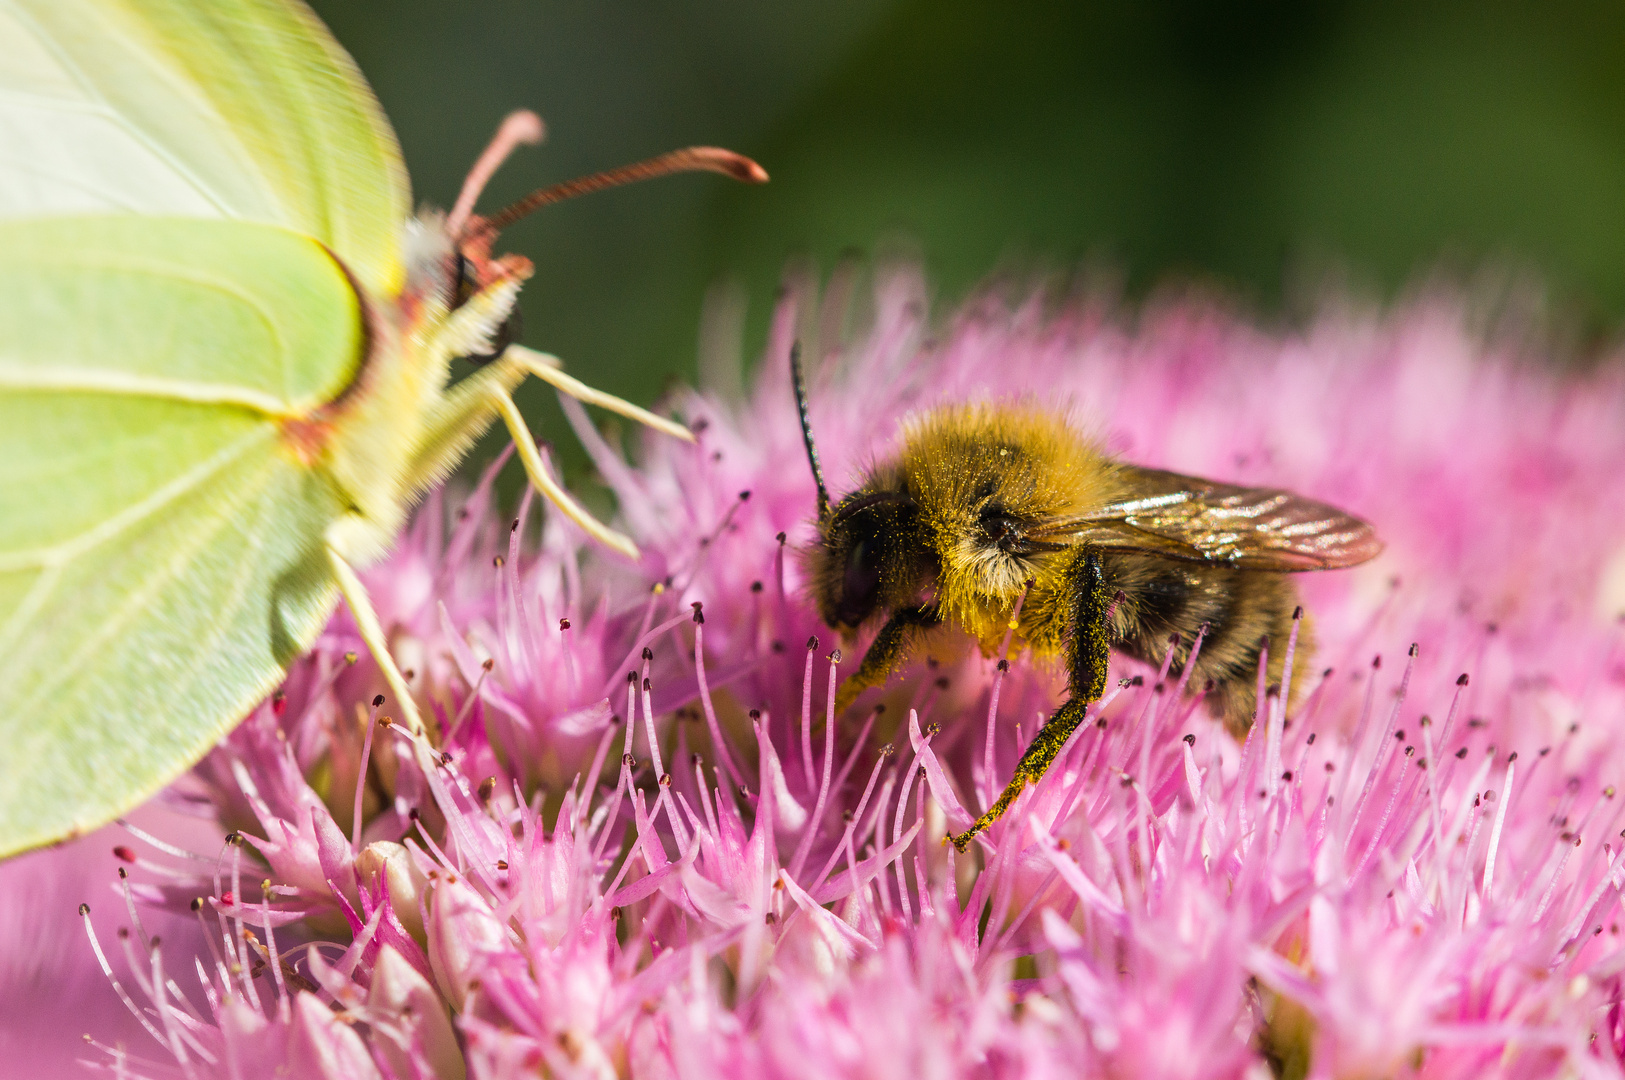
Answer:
xmin=6 ymin=268 xmax=1625 ymax=1079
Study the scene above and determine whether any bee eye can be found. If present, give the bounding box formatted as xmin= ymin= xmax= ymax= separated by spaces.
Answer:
xmin=980 ymin=507 xmax=1024 ymax=551
xmin=836 ymin=537 xmax=882 ymax=626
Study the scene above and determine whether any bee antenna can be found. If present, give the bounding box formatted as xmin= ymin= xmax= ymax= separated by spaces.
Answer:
xmin=790 ymin=341 xmax=830 ymax=519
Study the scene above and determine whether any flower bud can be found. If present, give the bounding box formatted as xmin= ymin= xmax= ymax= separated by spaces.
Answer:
xmin=368 ymin=944 xmax=465 ymax=1080
xmin=287 ymin=990 xmax=381 ymax=1080
xmin=357 ymin=840 xmax=429 ymax=944
xmin=427 ymin=874 xmax=508 ymax=1012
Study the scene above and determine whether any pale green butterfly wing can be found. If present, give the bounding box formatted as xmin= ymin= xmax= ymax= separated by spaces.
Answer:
xmin=0 ymin=216 xmax=362 ymax=855
xmin=0 ymin=0 xmax=409 ymax=294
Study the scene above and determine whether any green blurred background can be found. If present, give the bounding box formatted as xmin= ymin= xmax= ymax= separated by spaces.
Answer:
xmin=310 ymin=0 xmax=1625 ymax=475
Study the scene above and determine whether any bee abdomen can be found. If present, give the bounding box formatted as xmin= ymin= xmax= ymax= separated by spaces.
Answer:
xmin=1104 ymin=556 xmax=1305 ymax=735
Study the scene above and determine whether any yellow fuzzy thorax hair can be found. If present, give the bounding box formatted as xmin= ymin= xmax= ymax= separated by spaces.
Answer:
xmin=886 ymin=402 xmax=1124 ymax=649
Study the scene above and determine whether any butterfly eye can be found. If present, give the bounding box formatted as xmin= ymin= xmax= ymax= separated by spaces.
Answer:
xmin=450 ymin=253 xmax=523 ymax=365
xmin=451 ymin=252 xmax=481 ymax=308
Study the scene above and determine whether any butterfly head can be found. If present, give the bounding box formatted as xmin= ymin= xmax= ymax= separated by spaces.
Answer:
xmin=422 ymin=110 xmax=766 ymax=366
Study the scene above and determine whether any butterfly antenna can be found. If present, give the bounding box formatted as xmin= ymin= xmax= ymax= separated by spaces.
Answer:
xmin=447 ymin=111 xmax=547 ymax=237
xmin=474 ymin=147 xmax=768 ymax=237
xmin=790 ymin=341 xmax=831 ymax=521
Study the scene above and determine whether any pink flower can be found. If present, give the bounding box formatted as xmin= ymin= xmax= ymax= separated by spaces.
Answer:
xmin=23 ymin=267 xmax=1625 ymax=1079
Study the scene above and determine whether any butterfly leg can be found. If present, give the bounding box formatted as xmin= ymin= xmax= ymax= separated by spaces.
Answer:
xmin=834 ymin=605 xmax=941 ymax=713
xmin=407 ymin=346 xmax=693 ymax=561
xmin=506 ymin=346 xmax=694 ymax=442
xmin=949 ymin=550 xmax=1110 ymax=852
xmin=483 ymin=386 xmax=642 ymax=558
xmin=326 ymin=543 xmax=425 ymax=737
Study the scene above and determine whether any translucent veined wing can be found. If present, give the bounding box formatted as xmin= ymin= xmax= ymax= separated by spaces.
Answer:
xmin=0 ymin=0 xmax=408 ymax=294
xmin=0 ymin=215 xmax=361 ymax=855
xmin=1030 ymin=465 xmax=1383 ymax=571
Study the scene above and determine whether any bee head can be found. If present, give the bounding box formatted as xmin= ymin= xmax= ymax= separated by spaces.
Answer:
xmin=791 ymin=341 xmax=931 ymax=628
xmin=811 ymin=490 xmax=923 ymax=628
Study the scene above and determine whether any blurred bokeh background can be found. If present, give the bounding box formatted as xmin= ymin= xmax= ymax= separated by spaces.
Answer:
xmin=310 ymin=0 xmax=1625 ymax=479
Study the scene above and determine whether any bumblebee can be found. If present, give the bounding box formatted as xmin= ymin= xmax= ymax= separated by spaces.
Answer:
xmin=791 ymin=346 xmax=1382 ymax=850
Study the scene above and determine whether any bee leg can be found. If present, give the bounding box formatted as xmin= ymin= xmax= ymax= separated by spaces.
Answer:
xmin=949 ymin=551 xmax=1110 ymax=852
xmin=834 ymin=606 xmax=941 ymax=713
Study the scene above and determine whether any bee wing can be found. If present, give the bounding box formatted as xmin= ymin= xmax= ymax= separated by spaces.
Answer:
xmin=1030 ymin=466 xmax=1383 ymax=570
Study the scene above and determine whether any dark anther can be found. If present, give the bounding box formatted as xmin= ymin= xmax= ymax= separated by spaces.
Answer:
xmin=1182 ymin=734 xmax=1196 ymax=746
xmin=372 ymin=694 xmax=385 ymax=708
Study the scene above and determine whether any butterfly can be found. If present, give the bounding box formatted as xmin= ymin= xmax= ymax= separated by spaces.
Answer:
xmin=0 ymin=0 xmax=765 ymax=857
